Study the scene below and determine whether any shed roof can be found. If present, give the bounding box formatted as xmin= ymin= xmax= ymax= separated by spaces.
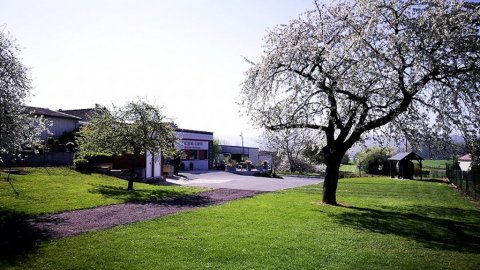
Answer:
xmin=388 ymin=152 xmax=424 ymax=161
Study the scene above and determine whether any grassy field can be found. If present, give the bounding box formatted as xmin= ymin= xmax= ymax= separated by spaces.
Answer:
xmin=277 ymin=164 xmax=359 ymax=176
xmin=0 ymin=167 xmax=203 ymax=215
xmin=276 ymin=170 xmax=322 ymax=176
xmin=422 ymin=160 xmax=451 ymax=169
xmin=340 ymin=164 xmax=359 ymax=173
xmin=3 ymin=177 xmax=479 ymax=269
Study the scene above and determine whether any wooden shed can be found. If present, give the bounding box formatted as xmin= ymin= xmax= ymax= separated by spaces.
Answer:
xmin=388 ymin=152 xmax=424 ymax=180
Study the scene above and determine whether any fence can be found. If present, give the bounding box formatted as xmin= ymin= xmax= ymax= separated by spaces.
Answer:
xmin=424 ymin=167 xmax=448 ymax=179
xmin=1 ymin=152 xmax=74 ymax=167
xmin=413 ymin=165 xmax=448 ymax=179
xmin=446 ymin=164 xmax=480 ymax=201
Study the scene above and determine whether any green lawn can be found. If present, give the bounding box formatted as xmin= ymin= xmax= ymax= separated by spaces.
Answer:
xmin=340 ymin=164 xmax=359 ymax=173
xmin=3 ymin=177 xmax=480 ymax=269
xmin=276 ymin=170 xmax=322 ymax=176
xmin=422 ymin=160 xmax=451 ymax=169
xmin=0 ymin=167 xmax=203 ymax=215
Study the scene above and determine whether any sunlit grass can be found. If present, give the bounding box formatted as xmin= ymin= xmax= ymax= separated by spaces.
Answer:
xmin=0 ymin=167 xmax=203 ymax=215
xmin=4 ymin=177 xmax=479 ymax=269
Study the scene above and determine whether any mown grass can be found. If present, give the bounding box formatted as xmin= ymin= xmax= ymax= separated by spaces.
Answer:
xmin=0 ymin=167 xmax=203 ymax=215
xmin=340 ymin=164 xmax=359 ymax=173
xmin=422 ymin=160 xmax=451 ymax=169
xmin=4 ymin=177 xmax=480 ymax=269
xmin=276 ymin=170 xmax=322 ymax=176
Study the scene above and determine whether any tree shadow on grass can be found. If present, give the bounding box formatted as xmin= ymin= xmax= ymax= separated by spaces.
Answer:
xmin=89 ymin=185 xmax=196 ymax=203
xmin=91 ymin=185 xmax=217 ymax=207
xmin=0 ymin=208 xmax=51 ymax=266
xmin=411 ymin=178 xmax=448 ymax=184
xmin=329 ymin=205 xmax=480 ymax=253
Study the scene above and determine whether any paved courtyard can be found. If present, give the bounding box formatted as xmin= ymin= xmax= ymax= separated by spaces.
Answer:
xmin=167 ymin=171 xmax=323 ymax=191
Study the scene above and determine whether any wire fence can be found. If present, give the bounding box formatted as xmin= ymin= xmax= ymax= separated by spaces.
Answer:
xmin=446 ymin=164 xmax=480 ymax=201
xmin=414 ymin=165 xmax=448 ymax=179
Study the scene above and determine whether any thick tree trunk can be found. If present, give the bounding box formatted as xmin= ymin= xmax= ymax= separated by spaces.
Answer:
xmin=322 ymin=149 xmax=344 ymax=205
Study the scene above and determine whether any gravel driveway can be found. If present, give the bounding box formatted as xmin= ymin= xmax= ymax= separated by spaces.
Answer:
xmin=168 ymin=171 xmax=323 ymax=191
xmin=32 ymin=188 xmax=262 ymax=240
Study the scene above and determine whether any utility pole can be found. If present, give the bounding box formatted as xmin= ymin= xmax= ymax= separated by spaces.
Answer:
xmin=240 ymin=132 xmax=245 ymax=162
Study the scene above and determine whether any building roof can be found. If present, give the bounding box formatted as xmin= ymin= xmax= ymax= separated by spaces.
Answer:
xmin=25 ymin=106 xmax=81 ymax=120
xmin=388 ymin=152 xmax=424 ymax=161
xmin=58 ymin=108 xmax=96 ymax=121
xmin=458 ymin=154 xmax=472 ymax=161
xmin=175 ymin=128 xmax=213 ymax=135
xmin=220 ymin=144 xmax=259 ymax=150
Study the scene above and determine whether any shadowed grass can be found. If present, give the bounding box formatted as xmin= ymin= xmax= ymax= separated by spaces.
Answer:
xmin=3 ymin=177 xmax=479 ymax=269
xmin=0 ymin=208 xmax=50 ymax=266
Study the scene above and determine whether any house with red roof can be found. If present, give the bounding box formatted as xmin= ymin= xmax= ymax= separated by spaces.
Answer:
xmin=458 ymin=154 xmax=472 ymax=171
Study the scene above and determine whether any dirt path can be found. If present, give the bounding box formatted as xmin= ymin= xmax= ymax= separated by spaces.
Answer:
xmin=32 ymin=189 xmax=263 ymax=240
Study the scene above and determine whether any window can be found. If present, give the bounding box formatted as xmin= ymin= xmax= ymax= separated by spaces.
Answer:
xmin=182 ymin=150 xmax=197 ymax=160
xmin=198 ymin=150 xmax=207 ymax=160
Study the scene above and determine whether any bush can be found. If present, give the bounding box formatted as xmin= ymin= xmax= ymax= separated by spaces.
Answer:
xmin=79 ymin=152 xmax=113 ymax=164
xmin=356 ymin=147 xmax=394 ymax=175
xmin=65 ymin=142 xmax=75 ymax=152
xmin=73 ymin=159 xmax=90 ymax=171
xmin=253 ymin=171 xmax=283 ymax=178
xmin=59 ymin=131 xmax=76 ymax=144
xmin=294 ymin=157 xmax=318 ymax=173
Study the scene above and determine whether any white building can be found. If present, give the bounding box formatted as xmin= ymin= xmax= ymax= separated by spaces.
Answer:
xmin=176 ymin=129 xmax=214 ymax=171
xmin=146 ymin=128 xmax=214 ymax=179
xmin=220 ymin=145 xmax=259 ymax=164
xmin=458 ymin=154 xmax=472 ymax=172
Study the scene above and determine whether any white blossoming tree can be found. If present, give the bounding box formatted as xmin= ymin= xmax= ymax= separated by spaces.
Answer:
xmin=0 ymin=29 xmax=49 ymax=164
xmin=241 ymin=0 xmax=480 ymax=204
xmin=261 ymin=128 xmax=312 ymax=172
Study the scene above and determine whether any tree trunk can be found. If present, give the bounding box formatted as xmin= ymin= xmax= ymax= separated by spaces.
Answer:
xmin=287 ymin=152 xmax=295 ymax=172
xmin=128 ymin=151 xmax=139 ymax=190
xmin=322 ymin=149 xmax=344 ymax=205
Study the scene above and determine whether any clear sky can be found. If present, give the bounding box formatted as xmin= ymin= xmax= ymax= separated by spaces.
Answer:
xmin=0 ymin=0 xmax=317 ymax=147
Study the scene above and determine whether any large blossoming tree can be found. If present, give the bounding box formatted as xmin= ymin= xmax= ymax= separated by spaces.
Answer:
xmin=241 ymin=0 xmax=480 ymax=204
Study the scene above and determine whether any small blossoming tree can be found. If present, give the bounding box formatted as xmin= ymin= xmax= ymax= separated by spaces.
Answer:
xmin=77 ymin=100 xmax=177 ymax=190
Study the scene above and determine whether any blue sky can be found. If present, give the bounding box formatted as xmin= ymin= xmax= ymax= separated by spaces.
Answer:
xmin=0 ymin=0 xmax=317 ymax=146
